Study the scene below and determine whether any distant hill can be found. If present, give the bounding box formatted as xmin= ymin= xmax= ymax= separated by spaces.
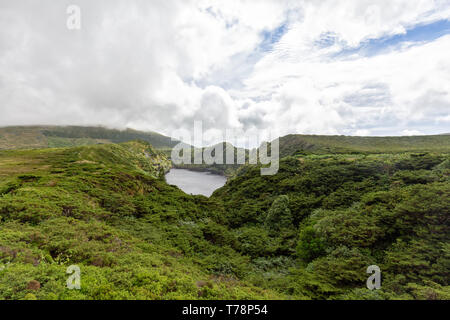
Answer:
xmin=1 ymin=126 xmax=449 ymax=164
xmin=173 ymin=142 xmax=248 ymax=176
xmin=277 ymin=134 xmax=450 ymax=157
xmin=0 ymin=126 xmax=179 ymax=150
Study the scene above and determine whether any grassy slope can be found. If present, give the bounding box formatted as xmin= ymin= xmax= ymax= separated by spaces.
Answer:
xmin=2 ymin=126 xmax=449 ymax=177
xmin=0 ymin=142 xmax=283 ymax=300
xmin=278 ymin=134 xmax=450 ymax=157
xmin=0 ymin=126 xmax=179 ymax=151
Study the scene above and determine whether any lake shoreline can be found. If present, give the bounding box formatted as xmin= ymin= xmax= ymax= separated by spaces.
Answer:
xmin=171 ymin=164 xmax=230 ymax=178
xmin=165 ymin=168 xmax=228 ymax=197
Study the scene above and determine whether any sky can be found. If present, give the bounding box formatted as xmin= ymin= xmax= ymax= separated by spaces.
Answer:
xmin=1 ymin=0 xmax=450 ymax=146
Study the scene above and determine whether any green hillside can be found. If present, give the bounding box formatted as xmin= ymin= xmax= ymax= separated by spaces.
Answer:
xmin=0 ymin=130 xmax=449 ymax=300
xmin=172 ymin=142 xmax=247 ymax=177
xmin=174 ymin=134 xmax=450 ymax=176
xmin=213 ymin=152 xmax=450 ymax=299
xmin=2 ymin=126 xmax=449 ymax=172
xmin=0 ymin=141 xmax=282 ymax=299
xmin=278 ymin=134 xmax=450 ymax=157
xmin=0 ymin=126 xmax=179 ymax=151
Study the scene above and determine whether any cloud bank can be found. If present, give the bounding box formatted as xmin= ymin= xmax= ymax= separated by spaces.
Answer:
xmin=1 ymin=0 xmax=449 ymax=145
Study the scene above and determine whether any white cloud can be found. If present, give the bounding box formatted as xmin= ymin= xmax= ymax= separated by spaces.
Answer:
xmin=0 ymin=0 xmax=449 ymax=146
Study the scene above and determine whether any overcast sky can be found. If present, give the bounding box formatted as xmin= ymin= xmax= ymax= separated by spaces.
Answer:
xmin=1 ymin=0 xmax=450 ymax=144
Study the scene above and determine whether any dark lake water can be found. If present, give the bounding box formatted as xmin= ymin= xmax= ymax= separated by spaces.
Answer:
xmin=165 ymin=169 xmax=227 ymax=197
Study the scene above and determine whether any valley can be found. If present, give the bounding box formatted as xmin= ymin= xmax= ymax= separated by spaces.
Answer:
xmin=0 ymin=126 xmax=448 ymax=300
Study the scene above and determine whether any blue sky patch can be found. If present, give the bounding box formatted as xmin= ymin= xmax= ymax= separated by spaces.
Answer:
xmin=335 ymin=19 xmax=450 ymax=57
xmin=259 ymin=23 xmax=288 ymax=52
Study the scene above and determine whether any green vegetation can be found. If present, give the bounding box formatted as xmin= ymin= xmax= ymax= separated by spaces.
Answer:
xmin=0 ymin=141 xmax=282 ymax=299
xmin=172 ymin=143 xmax=247 ymax=177
xmin=175 ymin=134 xmax=450 ymax=176
xmin=278 ymin=134 xmax=450 ymax=157
xmin=0 ymin=127 xmax=449 ymax=300
xmin=213 ymin=152 xmax=449 ymax=299
xmin=0 ymin=126 xmax=178 ymax=151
